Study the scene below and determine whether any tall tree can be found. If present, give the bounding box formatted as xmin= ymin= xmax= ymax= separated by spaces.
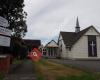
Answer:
xmin=0 ymin=0 xmax=27 ymax=37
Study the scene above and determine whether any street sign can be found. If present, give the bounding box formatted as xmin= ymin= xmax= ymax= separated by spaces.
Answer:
xmin=0 ymin=27 xmax=11 ymax=36
xmin=0 ymin=16 xmax=11 ymax=47
xmin=0 ymin=55 xmax=7 ymax=58
xmin=0 ymin=16 xmax=9 ymax=27
xmin=0 ymin=35 xmax=10 ymax=47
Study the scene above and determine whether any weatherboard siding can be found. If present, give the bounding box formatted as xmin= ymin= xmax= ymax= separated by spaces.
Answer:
xmin=71 ymin=35 xmax=100 ymax=59
xmin=71 ymin=27 xmax=100 ymax=59
xmin=61 ymin=40 xmax=68 ymax=58
xmin=58 ymin=34 xmax=68 ymax=58
xmin=71 ymin=36 xmax=88 ymax=58
xmin=58 ymin=27 xmax=100 ymax=59
xmin=85 ymin=27 xmax=99 ymax=36
xmin=97 ymin=36 xmax=100 ymax=58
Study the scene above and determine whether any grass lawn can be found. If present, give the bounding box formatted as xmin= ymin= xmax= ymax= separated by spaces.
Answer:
xmin=34 ymin=59 xmax=100 ymax=80
xmin=12 ymin=58 xmax=22 ymax=65
xmin=0 ymin=73 xmax=4 ymax=80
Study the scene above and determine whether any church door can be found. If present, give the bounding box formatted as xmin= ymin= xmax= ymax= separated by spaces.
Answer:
xmin=88 ymin=35 xmax=97 ymax=57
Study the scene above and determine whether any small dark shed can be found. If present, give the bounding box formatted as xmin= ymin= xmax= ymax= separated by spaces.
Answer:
xmin=23 ymin=39 xmax=41 ymax=52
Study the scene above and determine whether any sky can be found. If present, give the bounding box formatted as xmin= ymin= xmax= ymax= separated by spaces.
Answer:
xmin=24 ymin=0 xmax=100 ymax=45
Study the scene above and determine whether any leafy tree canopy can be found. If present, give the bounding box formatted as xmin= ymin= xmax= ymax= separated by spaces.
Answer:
xmin=0 ymin=0 xmax=27 ymax=37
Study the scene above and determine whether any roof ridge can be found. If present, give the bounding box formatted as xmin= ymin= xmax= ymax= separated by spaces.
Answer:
xmin=80 ymin=26 xmax=93 ymax=32
xmin=45 ymin=40 xmax=58 ymax=47
xmin=60 ymin=31 xmax=75 ymax=33
xmin=60 ymin=26 xmax=94 ymax=48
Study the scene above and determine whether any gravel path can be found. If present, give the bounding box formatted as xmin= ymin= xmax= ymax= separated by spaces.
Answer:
xmin=4 ymin=60 xmax=37 ymax=80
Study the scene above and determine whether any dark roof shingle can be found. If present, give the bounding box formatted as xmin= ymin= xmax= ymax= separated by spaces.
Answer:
xmin=60 ymin=26 xmax=92 ymax=47
xmin=23 ymin=39 xmax=41 ymax=47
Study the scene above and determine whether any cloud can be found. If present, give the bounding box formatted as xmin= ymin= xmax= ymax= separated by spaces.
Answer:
xmin=24 ymin=0 xmax=100 ymax=45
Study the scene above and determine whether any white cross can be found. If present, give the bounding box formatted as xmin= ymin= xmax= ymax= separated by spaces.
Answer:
xmin=32 ymin=52 xmax=37 ymax=56
xmin=90 ymin=41 xmax=95 ymax=56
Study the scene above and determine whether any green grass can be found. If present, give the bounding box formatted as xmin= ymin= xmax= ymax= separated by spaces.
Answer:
xmin=33 ymin=61 xmax=46 ymax=80
xmin=0 ymin=73 xmax=4 ymax=80
xmin=13 ymin=59 xmax=22 ymax=65
xmin=36 ymin=72 xmax=46 ymax=80
xmin=33 ymin=59 xmax=100 ymax=80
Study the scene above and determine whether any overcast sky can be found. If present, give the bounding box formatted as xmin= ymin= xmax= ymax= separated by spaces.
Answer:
xmin=24 ymin=0 xmax=100 ymax=45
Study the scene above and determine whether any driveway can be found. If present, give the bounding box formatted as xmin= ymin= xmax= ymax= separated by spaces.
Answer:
xmin=49 ymin=59 xmax=100 ymax=72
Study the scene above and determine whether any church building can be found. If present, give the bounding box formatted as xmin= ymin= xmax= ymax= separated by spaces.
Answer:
xmin=42 ymin=40 xmax=59 ymax=58
xmin=58 ymin=18 xmax=100 ymax=60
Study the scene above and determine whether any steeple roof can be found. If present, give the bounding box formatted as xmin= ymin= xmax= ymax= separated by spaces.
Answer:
xmin=76 ymin=17 xmax=80 ymax=28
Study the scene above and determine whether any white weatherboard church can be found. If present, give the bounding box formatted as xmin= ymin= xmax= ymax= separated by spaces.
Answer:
xmin=58 ymin=18 xmax=100 ymax=60
xmin=45 ymin=40 xmax=59 ymax=58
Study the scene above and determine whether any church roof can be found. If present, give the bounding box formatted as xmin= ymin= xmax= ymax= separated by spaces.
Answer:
xmin=45 ymin=40 xmax=58 ymax=47
xmin=60 ymin=26 xmax=93 ymax=47
xmin=76 ymin=17 xmax=80 ymax=28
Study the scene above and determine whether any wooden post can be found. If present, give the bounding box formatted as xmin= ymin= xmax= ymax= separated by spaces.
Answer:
xmin=0 ymin=55 xmax=11 ymax=74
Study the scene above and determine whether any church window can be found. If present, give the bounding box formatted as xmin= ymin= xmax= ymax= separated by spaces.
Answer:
xmin=43 ymin=48 xmax=47 ymax=56
xmin=88 ymin=35 xmax=97 ymax=57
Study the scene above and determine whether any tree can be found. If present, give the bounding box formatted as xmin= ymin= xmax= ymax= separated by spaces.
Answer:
xmin=0 ymin=0 xmax=28 ymax=58
xmin=10 ymin=36 xmax=28 ymax=58
xmin=0 ymin=0 xmax=27 ymax=37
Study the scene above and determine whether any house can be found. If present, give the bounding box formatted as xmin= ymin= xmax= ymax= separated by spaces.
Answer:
xmin=58 ymin=18 xmax=100 ymax=60
xmin=23 ymin=39 xmax=41 ymax=52
xmin=42 ymin=40 xmax=59 ymax=58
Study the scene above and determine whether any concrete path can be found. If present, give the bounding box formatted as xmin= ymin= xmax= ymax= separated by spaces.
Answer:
xmin=4 ymin=60 xmax=37 ymax=80
xmin=49 ymin=59 xmax=100 ymax=72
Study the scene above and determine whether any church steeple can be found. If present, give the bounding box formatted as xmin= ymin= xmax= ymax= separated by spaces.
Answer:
xmin=75 ymin=17 xmax=80 ymax=33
